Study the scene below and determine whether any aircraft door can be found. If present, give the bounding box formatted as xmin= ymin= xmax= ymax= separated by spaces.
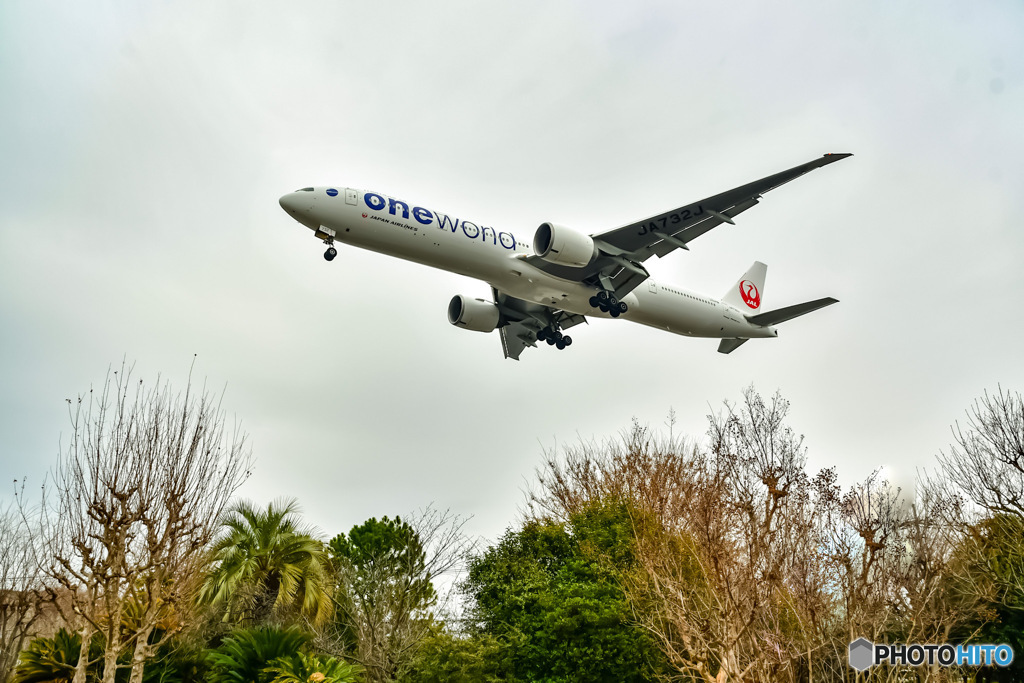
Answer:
xmin=345 ymin=189 xmax=358 ymax=205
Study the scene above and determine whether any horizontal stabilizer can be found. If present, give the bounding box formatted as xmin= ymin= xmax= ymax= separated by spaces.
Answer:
xmin=746 ymin=297 xmax=838 ymax=327
xmin=718 ymin=338 xmax=749 ymax=354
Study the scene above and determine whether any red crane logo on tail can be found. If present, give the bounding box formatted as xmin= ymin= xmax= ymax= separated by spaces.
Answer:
xmin=739 ymin=280 xmax=760 ymax=309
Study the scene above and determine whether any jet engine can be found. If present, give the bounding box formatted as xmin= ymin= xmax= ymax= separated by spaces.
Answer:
xmin=534 ymin=222 xmax=597 ymax=268
xmin=447 ymin=295 xmax=500 ymax=333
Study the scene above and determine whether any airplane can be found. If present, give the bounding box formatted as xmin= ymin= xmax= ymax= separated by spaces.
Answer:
xmin=279 ymin=153 xmax=850 ymax=359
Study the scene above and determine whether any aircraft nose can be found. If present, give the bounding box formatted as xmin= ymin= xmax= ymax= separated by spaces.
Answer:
xmin=279 ymin=192 xmax=320 ymax=230
xmin=278 ymin=192 xmax=303 ymax=213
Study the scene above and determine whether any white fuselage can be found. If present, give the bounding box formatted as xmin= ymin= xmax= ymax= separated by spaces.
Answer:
xmin=278 ymin=187 xmax=777 ymax=341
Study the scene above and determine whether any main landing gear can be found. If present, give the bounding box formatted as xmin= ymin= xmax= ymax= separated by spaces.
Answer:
xmin=537 ymin=326 xmax=572 ymax=350
xmin=589 ymin=291 xmax=628 ymax=317
xmin=323 ymin=237 xmax=337 ymax=262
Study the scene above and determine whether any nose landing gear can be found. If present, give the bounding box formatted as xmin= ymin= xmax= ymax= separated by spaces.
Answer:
xmin=323 ymin=237 xmax=337 ymax=262
xmin=589 ymin=291 xmax=628 ymax=317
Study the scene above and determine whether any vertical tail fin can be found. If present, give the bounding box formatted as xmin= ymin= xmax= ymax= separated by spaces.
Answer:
xmin=721 ymin=261 xmax=767 ymax=313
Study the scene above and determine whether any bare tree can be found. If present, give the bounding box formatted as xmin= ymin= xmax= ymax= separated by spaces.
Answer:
xmin=801 ymin=466 xmax=991 ymax=683
xmin=529 ymin=389 xmax=991 ymax=683
xmin=25 ymin=362 xmax=250 ymax=683
xmin=530 ymin=390 xmax=834 ymax=682
xmin=645 ymin=390 xmax=832 ymax=682
xmin=0 ymin=503 xmax=44 ymax=683
xmin=929 ymin=388 xmax=1024 ymax=668
xmin=938 ymin=386 xmax=1024 ymax=519
xmin=529 ymin=418 xmax=697 ymax=523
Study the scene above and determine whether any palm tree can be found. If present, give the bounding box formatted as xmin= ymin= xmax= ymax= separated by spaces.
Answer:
xmin=200 ymin=499 xmax=333 ymax=627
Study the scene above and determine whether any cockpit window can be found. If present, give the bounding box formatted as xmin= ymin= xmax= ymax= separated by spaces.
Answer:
xmin=296 ymin=187 xmax=314 ymax=192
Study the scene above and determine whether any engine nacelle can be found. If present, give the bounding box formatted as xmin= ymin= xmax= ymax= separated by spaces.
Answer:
xmin=534 ymin=222 xmax=598 ymax=268
xmin=447 ymin=295 xmax=500 ymax=333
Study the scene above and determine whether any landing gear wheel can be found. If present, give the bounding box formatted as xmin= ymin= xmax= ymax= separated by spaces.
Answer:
xmin=556 ymin=339 xmax=566 ymax=350
xmin=618 ymin=301 xmax=628 ymax=313
xmin=324 ymin=246 xmax=338 ymax=261
xmin=546 ymin=337 xmax=556 ymax=346
xmin=563 ymin=336 xmax=572 ymax=346
xmin=596 ymin=292 xmax=620 ymax=314
xmin=538 ymin=328 xmax=548 ymax=341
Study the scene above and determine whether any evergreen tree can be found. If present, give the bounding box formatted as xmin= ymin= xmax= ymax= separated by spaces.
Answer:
xmin=462 ymin=503 xmax=664 ymax=682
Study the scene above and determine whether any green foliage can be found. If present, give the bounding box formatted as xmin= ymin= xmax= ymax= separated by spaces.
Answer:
xmin=398 ymin=630 xmax=503 ymax=683
xmin=13 ymin=629 xmax=97 ymax=683
xmin=328 ymin=516 xmax=439 ymax=682
xmin=200 ymin=499 xmax=333 ymax=627
xmin=264 ymin=652 xmax=362 ymax=683
xmin=329 ymin=516 xmax=434 ymax=608
xmin=206 ymin=626 xmax=312 ymax=683
xmin=330 ymin=517 xmax=422 ymax=569
xmin=462 ymin=502 xmax=664 ymax=682
xmin=141 ymin=638 xmax=210 ymax=683
xmin=952 ymin=514 xmax=1024 ymax=683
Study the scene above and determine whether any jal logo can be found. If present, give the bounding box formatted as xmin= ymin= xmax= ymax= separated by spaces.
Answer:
xmin=362 ymin=213 xmax=367 ymax=218
xmin=739 ymin=280 xmax=760 ymax=309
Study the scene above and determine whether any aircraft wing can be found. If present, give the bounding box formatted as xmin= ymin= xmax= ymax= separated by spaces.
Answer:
xmin=522 ymin=153 xmax=852 ymax=299
xmin=492 ymin=288 xmax=586 ymax=360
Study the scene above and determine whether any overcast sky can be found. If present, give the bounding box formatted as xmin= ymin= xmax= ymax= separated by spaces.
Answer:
xmin=2 ymin=1 xmax=1022 ymax=544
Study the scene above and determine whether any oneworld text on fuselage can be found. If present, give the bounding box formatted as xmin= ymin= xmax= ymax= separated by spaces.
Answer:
xmin=363 ymin=192 xmax=517 ymax=250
